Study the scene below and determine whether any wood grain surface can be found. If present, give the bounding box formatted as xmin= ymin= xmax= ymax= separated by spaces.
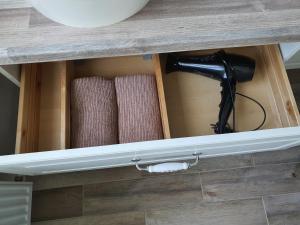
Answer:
xmin=83 ymin=173 xmax=203 ymax=215
xmin=30 ymin=149 xmax=300 ymax=225
xmin=263 ymin=192 xmax=300 ymax=225
xmin=0 ymin=0 xmax=300 ymax=65
xmin=162 ymin=46 xmax=299 ymax=138
xmin=32 ymin=186 xmax=83 ymax=222
xmin=15 ymin=62 xmax=70 ymax=153
xmin=146 ymin=198 xmax=268 ymax=225
xmin=32 ymin=212 xmax=145 ymax=225
xmin=201 ymin=163 xmax=300 ymax=202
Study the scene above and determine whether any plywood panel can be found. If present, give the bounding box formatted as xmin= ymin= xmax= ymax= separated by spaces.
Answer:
xmin=38 ymin=62 xmax=70 ymax=151
xmin=153 ymin=54 xmax=171 ymax=139
xmin=74 ymin=55 xmax=154 ymax=79
xmin=261 ymin=45 xmax=300 ymax=127
xmin=15 ymin=64 xmax=40 ymax=153
xmin=16 ymin=61 xmax=70 ymax=153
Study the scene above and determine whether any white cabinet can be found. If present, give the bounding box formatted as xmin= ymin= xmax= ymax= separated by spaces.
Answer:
xmin=0 ymin=182 xmax=32 ymax=225
xmin=0 ymin=45 xmax=299 ymax=176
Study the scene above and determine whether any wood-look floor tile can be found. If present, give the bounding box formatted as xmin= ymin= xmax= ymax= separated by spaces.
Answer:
xmin=190 ymin=154 xmax=253 ymax=172
xmin=0 ymin=173 xmax=16 ymax=181
xmin=29 ymin=166 xmax=143 ymax=191
xmin=146 ymin=198 xmax=268 ymax=225
xmin=263 ymin=192 xmax=300 ymax=225
xmin=32 ymin=186 xmax=83 ymax=222
xmin=201 ymin=163 xmax=300 ymax=202
xmin=83 ymin=173 xmax=202 ymax=215
xmin=32 ymin=211 xmax=145 ymax=225
xmin=29 ymin=154 xmax=252 ymax=191
xmin=253 ymin=148 xmax=300 ymax=166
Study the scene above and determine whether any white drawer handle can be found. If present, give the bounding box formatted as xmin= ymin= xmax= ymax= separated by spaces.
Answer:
xmin=132 ymin=154 xmax=201 ymax=173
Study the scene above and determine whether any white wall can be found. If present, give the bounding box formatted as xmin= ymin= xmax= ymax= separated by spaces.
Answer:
xmin=280 ymin=43 xmax=300 ymax=69
xmin=285 ymin=52 xmax=300 ymax=69
xmin=0 ymin=65 xmax=20 ymax=87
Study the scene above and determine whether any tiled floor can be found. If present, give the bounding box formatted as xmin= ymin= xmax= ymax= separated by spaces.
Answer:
xmin=28 ymin=148 xmax=300 ymax=225
xmin=27 ymin=69 xmax=300 ymax=225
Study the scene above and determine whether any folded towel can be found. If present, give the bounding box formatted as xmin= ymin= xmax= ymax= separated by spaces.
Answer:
xmin=71 ymin=76 xmax=118 ymax=148
xmin=115 ymin=74 xmax=163 ymax=143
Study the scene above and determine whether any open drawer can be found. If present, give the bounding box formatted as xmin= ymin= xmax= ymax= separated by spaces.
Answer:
xmin=14 ymin=55 xmax=170 ymax=153
xmin=0 ymin=45 xmax=299 ymax=175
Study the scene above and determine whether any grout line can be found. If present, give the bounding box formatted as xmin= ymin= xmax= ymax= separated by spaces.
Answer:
xmin=254 ymin=161 xmax=300 ymax=168
xmin=199 ymin=165 xmax=253 ymax=176
xmin=200 ymin=195 xmax=263 ymax=204
xmin=251 ymin=154 xmax=256 ymax=167
xmin=262 ymin=196 xmax=270 ymax=225
xmin=262 ymin=191 xmax=300 ymax=199
xmin=81 ymin=185 xmax=85 ymax=216
xmin=144 ymin=210 xmax=147 ymax=225
xmin=199 ymin=175 xmax=205 ymax=200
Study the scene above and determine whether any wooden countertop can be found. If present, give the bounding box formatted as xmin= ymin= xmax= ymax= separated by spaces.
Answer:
xmin=0 ymin=0 xmax=300 ymax=65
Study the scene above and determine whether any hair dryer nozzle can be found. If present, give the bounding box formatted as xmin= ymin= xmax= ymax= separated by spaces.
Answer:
xmin=222 ymin=52 xmax=256 ymax=82
xmin=164 ymin=50 xmax=257 ymax=135
xmin=166 ymin=54 xmax=180 ymax=74
xmin=165 ymin=51 xmax=256 ymax=82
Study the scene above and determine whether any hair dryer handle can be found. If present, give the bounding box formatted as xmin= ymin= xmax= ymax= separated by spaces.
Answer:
xmin=213 ymin=78 xmax=236 ymax=134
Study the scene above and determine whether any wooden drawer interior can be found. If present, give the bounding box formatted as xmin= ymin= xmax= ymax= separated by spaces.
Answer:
xmin=16 ymin=62 xmax=70 ymax=153
xmin=15 ymin=45 xmax=300 ymax=154
xmin=161 ymin=45 xmax=300 ymax=138
xmin=15 ymin=55 xmax=170 ymax=154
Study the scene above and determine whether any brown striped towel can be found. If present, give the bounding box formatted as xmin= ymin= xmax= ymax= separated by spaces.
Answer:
xmin=71 ymin=76 xmax=118 ymax=148
xmin=115 ymin=74 xmax=163 ymax=143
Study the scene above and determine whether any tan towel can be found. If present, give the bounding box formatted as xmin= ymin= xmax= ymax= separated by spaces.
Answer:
xmin=71 ymin=76 xmax=118 ymax=148
xmin=115 ymin=75 xmax=163 ymax=143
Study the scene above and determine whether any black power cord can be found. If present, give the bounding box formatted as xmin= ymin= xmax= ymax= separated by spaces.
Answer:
xmin=222 ymin=92 xmax=267 ymax=132
xmin=235 ymin=92 xmax=267 ymax=131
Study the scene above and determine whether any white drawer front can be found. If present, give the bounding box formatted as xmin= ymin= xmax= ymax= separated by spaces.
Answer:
xmin=0 ymin=127 xmax=299 ymax=176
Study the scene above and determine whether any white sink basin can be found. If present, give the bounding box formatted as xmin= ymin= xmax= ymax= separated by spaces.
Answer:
xmin=30 ymin=0 xmax=150 ymax=28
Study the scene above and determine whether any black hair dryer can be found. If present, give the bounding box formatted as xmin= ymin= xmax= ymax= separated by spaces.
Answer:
xmin=166 ymin=50 xmax=256 ymax=134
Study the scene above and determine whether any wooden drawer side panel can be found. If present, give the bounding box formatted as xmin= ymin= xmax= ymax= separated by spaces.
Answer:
xmin=162 ymin=46 xmax=285 ymax=138
xmin=15 ymin=64 xmax=40 ymax=154
xmin=153 ymin=54 xmax=171 ymax=139
xmin=16 ymin=62 xmax=70 ymax=154
xmin=262 ymin=45 xmax=300 ymax=127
